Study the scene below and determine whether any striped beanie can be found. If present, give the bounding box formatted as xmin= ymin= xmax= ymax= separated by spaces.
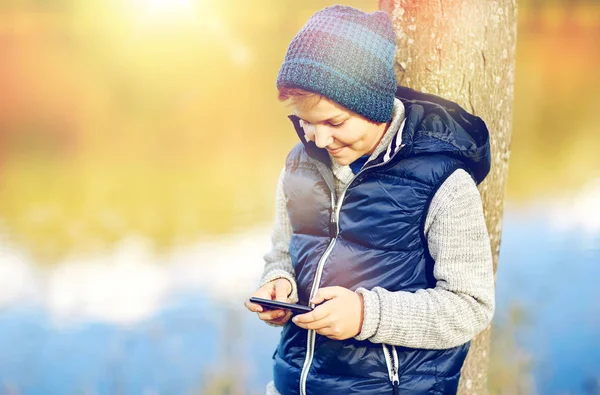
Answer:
xmin=276 ymin=5 xmax=398 ymax=123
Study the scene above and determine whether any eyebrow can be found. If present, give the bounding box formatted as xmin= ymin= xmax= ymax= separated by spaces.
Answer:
xmin=328 ymin=115 xmax=347 ymax=122
xmin=297 ymin=114 xmax=347 ymax=123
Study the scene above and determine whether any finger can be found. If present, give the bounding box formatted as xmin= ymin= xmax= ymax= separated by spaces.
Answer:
xmin=294 ymin=316 xmax=331 ymax=331
xmin=244 ymin=299 xmax=259 ymax=312
xmin=274 ymin=279 xmax=291 ymax=302
xmin=255 ymin=281 xmax=276 ymax=301
xmin=245 ymin=286 xmax=272 ymax=312
xmin=315 ymin=326 xmax=336 ymax=337
xmin=292 ymin=304 xmax=330 ymax=324
xmin=258 ymin=309 xmax=287 ymax=321
xmin=317 ymin=326 xmax=346 ymax=340
xmin=270 ymin=310 xmax=292 ymax=325
xmin=310 ymin=286 xmax=342 ymax=305
xmin=245 ymin=298 xmax=265 ymax=313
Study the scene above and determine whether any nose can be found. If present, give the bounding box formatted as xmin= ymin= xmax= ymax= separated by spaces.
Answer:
xmin=312 ymin=126 xmax=334 ymax=148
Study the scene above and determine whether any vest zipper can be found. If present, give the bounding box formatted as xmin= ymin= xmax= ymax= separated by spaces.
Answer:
xmin=383 ymin=344 xmax=400 ymax=394
xmin=299 ymin=192 xmax=338 ymax=395
xmin=299 ymin=145 xmax=407 ymax=395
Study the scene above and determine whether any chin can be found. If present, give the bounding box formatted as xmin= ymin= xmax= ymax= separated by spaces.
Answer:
xmin=333 ymin=157 xmax=352 ymax=166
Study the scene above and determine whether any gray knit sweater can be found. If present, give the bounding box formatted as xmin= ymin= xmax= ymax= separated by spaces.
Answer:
xmin=260 ymin=99 xmax=495 ymax=395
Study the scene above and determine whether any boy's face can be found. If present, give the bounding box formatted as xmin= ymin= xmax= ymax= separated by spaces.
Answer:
xmin=292 ymin=96 xmax=389 ymax=166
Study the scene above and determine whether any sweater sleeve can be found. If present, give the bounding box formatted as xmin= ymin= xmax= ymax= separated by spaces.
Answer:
xmin=258 ymin=166 xmax=299 ymax=304
xmin=354 ymin=169 xmax=495 ymax=349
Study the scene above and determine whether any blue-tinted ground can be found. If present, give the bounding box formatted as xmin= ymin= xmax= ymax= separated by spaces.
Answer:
xmin=496 ymin=207 xmax=600 ymax=394
xmin=0 ymin=206 xmax=598 ymax=395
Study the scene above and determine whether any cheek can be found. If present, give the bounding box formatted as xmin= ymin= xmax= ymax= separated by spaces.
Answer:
xmin=340 ymin=126 xmax=369 ymax=147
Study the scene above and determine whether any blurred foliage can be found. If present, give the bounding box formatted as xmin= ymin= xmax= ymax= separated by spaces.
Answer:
xmin=0 ymin=0 xmax=377 ymax=261
xmin=509 ymin=0 xmax=600 ymax=200
xmin=489 ymin=304 xmax=535 ymax=395
xmin=0 ymin=0 xmax=599 ymax=262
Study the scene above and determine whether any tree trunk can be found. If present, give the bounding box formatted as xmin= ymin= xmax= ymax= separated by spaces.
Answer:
xmin=379 ymin=0 xmax=517 ymax=394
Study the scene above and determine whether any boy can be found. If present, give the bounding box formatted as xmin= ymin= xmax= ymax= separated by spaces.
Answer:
xmin=244 ymin=5 xmax=495 ymax=395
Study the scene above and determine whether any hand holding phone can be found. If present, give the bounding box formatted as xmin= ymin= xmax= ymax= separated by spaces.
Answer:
xmin=249 ymin=297 xmax=313 ymax=314
xmin=244 ymin=278 xmax=295 ymax=326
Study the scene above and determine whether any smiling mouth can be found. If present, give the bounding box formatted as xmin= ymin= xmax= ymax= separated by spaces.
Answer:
xmin=326 ymin=146 xmax=346 ymax=154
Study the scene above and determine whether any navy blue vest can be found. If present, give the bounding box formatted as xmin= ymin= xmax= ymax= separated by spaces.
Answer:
xmin=273 ymin=86 xmax=491 ymax=395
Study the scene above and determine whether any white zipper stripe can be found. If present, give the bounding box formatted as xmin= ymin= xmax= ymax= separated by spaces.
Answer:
xmin=383 ymin=120 xmax=405 ymax=163
xmin=392 ymin=345 xmax=399 ymax=383
xmin=299 ymin=192 xmax=339 ymax=395
xmin=299 ymin=142 xmax=408 ymax=395
xmin=299 ymin=330 xmax=314 ymax=395
xmin=383 ymin=136 xmax=395 ymax=162
xmin=382 ymin=344 xmax=394 ymax=381
xmin=383 ymin=344 xmax=400 ymax=388
xmin=395 ymin=120 xmax=406 ymax=153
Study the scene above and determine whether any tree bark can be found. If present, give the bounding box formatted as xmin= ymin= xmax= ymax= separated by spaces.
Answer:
xmin=379 ymin=0 xmax=517 ymax=394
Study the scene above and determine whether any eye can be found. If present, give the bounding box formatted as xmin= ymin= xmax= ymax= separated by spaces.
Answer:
xmin=329 ymin=121 xmax=345 ymax=128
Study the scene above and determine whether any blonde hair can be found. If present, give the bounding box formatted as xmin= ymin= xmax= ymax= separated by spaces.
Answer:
xmin=277 ymin=86 xmax=323 ymax=109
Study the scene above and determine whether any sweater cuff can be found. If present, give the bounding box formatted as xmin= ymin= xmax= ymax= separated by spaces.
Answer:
xmin=354 ymin=287 xmax=380 ymax=341
xmin=259 ymin=269 xmax=299 ymax=304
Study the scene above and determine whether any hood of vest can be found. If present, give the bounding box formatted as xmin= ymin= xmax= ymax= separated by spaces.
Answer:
xmin=289 ymin=86 xmax=492 ymax=185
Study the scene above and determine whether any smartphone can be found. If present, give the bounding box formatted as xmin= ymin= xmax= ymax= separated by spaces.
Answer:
xmin=249 ymin=297 xmax=313 ymax=314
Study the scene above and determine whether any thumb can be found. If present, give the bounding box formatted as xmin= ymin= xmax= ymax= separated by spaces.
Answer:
xmin=310 ymin=286 xmax=341 ymax=305
xmin=274 ymin=278 xmax=292 ymax=301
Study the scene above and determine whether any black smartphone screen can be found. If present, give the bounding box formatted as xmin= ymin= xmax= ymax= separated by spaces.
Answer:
xmin=249 ymin=297 xmax=313 ymax=314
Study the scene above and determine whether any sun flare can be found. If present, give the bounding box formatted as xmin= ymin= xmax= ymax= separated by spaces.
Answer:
xmin=137 ymin=0 xmax=194 ymax=12
xmin=130 ymin=0 xmax=198 ymax=25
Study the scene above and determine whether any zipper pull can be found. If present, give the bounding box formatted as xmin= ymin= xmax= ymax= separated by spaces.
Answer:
xmin=392 ymin=370 xmax=400 ymax=395
xmin=329 ymin=192 xmax=337 ymax=239
xmin=329 ymin=215 xmax=338 ymax=238
xmin=329 ymin=199 xmax=338 ymax=238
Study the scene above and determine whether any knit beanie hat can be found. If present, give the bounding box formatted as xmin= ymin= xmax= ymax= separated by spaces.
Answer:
xmin=276 ymin=5 xmax=398 ymax=123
